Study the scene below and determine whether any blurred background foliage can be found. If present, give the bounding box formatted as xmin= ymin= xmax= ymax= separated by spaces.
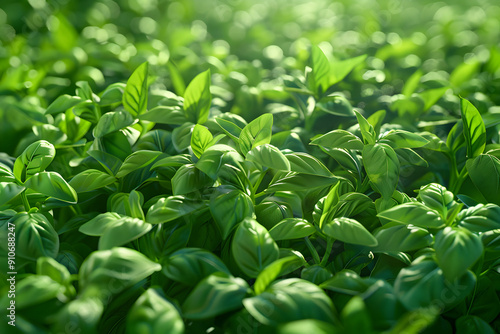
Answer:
xmin=1 ymin=0 xmax=500 ymax=155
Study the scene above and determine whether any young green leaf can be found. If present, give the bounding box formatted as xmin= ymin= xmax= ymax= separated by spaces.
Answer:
xmin=322 ymin=217 xmax=378 ymax=247
xmin=267 ymin=173 xmax=342 ymax=193
xmin=146 ymin=195 xmax=205 ymax=224
xmin=0 ymin=183 xmax=25 ymax=206
xmin=24 ymin=171 xmax=78 ymax=203
xmin=269 ymin=218 xmax=316 ymax=241
xmin=354 ymin=110 xmax=376 ymax=145
xmin=182 ymin=273 xmax=250 ymax=319
xmin=466 ymin=154 xmax=500 ymax=205
xmin=126 ymin=289 xmax=184 ymax=334
xmin=191 ymin=124 xmax=213 ymax=159
xmin=434 ymin=227 xmax=483 ymax=281
xmin=45 ymin=94 xmax=82 ymax=115
xmin=380 ymin=130 xmax=429 ymax=149
xmin=310 ymin=130 xmax=364 ymax=150
xmin=162 ymin=248 xmax=231 ymax=286
xmin=69 ymin=169 xmax=116 ymax=193
xmin=138 ymin=106 xmax=187 ymax=125
xmin=184 ymin=69 xmax=211 ymax=124
xmin=232 ymin=218 xmax=279 ymax=278
xmin=79 ymin=247 xmax=161 ymax=295
xmin=377 ymin=202 xmax=444 ymax=228
xmin=285 ymin=153 xmax=332 ymax=177
xmin=309 ymin=45 xmax=330 ymax=97
xmin=362 ymin=143 xmax=400 ymax=199
xmin=123 ymin=61 xmax=149 ymax=116
xmin=254 ymin=256 xmax=305 ymax=294
xmin=13 ymin=140 xmax=56 ymax=183
xmin=243 ymin=278 xmax=336 ymax=325
xmin=115 ymin=150 xmax=163 ymax=178
xmin=239 ymin=113 xmax=273 ymax=155
xmin=373 ymin=223 xmax=432 ymax=252
xmin=330 ymin=54 xmax=367 ymax=86
xmin=460 ymin=98 xmax=486 ymax=159
xmin=93 ymin=110 xmax=135 ymax=138
xmin=247 ymin=144 xmax=290 ymax=171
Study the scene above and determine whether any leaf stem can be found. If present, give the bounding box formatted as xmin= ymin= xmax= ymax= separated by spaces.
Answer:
xmin=21 ymin=190 xmax=30 ymax=211
xmin=304 ymin=236 xmax=321 ymax=265
xmin=320 ymin=237 xmax=334 ymax=267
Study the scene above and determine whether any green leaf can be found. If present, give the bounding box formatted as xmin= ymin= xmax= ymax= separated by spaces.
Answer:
xmin=396 ymin=148 xmax=428 ymax=167
xmin=285 ymin=153 xmax=332 ymax=177
xmin=162 ymin=248 xmax=231 ymax=286
xmin=243 ymin=278 xmax=336 ymax=325
xmin=354 ymin=110 xmax=376 ymax=145
xmin=310 ymin=130 xmax=364 ymax=150
xmin=434 ymin=227 xmax=483 ymax=281
xmin=25 ymin=171 xmax=78 ymax=204
xmin=366 ymin=109 xmax=386 ymax=136
xmin=373 ymin=223 xmax=432 ymax=252
xmin=254 ymin=256 xmax=305 ymax=295
xmin=417 ymin=183 xmax=456 ymax=219
xmin=247 ymin=144 xmax=290 ymax=171
xmin=52 ymin=296 xmax=103 ymax=334
xmin=320 ymin=270 xmax=369 ymax=295
xmin=0 ymin=182 xmax=25 ymax=206
xmin=195 ymin=145 xmax=237 ymax=179
xmin=98 ymin=83 xmax=125 ymax=106
xmin=184 ymin=69 xmax=211 ymax=124
xmin=215 ymin=117 xmax=242 ymax=143
xmin=402 ymin=70 xmax=422 ymax=97
xmin=171 ymin=164 xmax=212 ymax=195
xmin=1 ymin=212 xmax=59 ymax=263
xmin=278 ymin=320 xmax=339 ymax=334
xmin=78 ymin=212 xmax=122 ymax=236
xmin=377 ymin=202 xmax=444 ymax=228
xmin=191 ymin=124 xmax=213 ymax=159
xmin=87 ymin=150 xmax=123 ymax=176
xmin=232 ymin=218 xmax=279 ymax=278
xmin=98 ymin=217 xmax=152 ymax=250
xmin=362 ymin=143 xmax=400 ymax=199
xmin=269 ymin=218 xmax=316 ymax=241
xmin=146 ymin=196 xmax=205 ymax=224
xmin=45 ymin=94 xmax=82 ymax=115
xmin=116 ymin=150 xmax=163 ymax=178
xmin=267 ymin=173 xmax=342 ymax=193
xmin=322 ymin=217 xmax=378 ymax=247
xmin=79 ymin=247 xmax=161 ymax=295
xmin=13 ymin=140 xmax=55 ymax=183
xmin=69 ymin=169 xmax=116 ymax=193
xmin=394 ymin=259 xmax=475 ymax=310
xmin=450 ymin=60 xmax=480 ymax=88
xmin=309 ymin=45 xmax=330 ymax=96
xmin=380 ymin=130 xmax=429 ymax=148
xmin=456 ymin=204 xmax=500 ymax=232
xmin=172 ymin=122 xmax=195 ymax=152
xmin=466 ymin=154 xmax=500 ymax=205
xmin=239 ymin=113 xmax=273 ymax=155
xmin=182 ymin=273 xmax=249 ymax=319
xmin=36 ymin=257 xmax=71 ymax=286
xmin=152 ymin=154 xmax=192 ymax=170
xmin=123 ymin=61 xmax=149 ymax=116
xmin=126 ymin=289 xmax=184 ymax=334
xmin=138 ymin=106 xmax=187 ymax=125
xmin=210 ymin=188 xmax=254 ymax=239
xmin=455 ymin=315 xmax=496 ymax=334
xmin=330 ymin=54 xmax=367 ymax=86
xmin=341 ymin=296 xmax=372 ymax=334
xmin=460 ymin=98 xmax=486 ymax=159
xmin=93 ymin=110 xmax=135 ymax=138
xmin=316 ymin=95 xmax=355 ymax=117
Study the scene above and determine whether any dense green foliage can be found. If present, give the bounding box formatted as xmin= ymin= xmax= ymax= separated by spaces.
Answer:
xmin=1 ymin=0 xmax=500 ymax=333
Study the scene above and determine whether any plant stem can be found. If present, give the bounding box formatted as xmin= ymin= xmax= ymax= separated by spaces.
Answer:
xmin=304 ymin=237 xmax=321 ymax=265
xmin=252 ymin=171 xmax=267 ymax=196
xmin=320 ymin=237 xmax=334 ymax=267
xmin=21 ymin=190 xmax=30 ymax=211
